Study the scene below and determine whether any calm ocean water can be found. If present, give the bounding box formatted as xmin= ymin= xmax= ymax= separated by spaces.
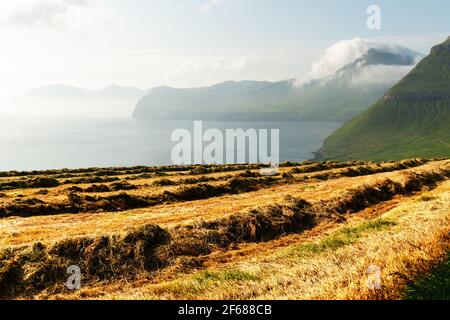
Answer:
xmin=0 ymin=115 xmax=341 ymax=171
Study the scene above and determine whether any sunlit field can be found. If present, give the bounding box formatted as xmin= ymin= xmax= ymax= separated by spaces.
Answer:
xmin=0 ymin=158 xmax=448 ymax=300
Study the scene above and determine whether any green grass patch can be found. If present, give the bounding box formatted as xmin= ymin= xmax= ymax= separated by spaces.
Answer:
xmin=194 ymin=268 xmax=261 ymax=284
xmin=404 ymin=253 xmax=450 ymax=300
xmin=286 ymin=219 xmax=397 ymax=257
xmin=145 ymin=268 xmax=262 ymax=298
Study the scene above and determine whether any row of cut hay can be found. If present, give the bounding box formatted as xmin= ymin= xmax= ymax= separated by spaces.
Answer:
xmin=153 ymin=159 xmax=429 ymax=190
xmin=165 ymin=164 xmax=450 ymax=258
xmin=315 ymin=165 xmax=450 ymax=216
xmin=289 ymin=160 xmax=366 ymax=174
xmin=0 ymin=164 xmax=212 ymax=179
xmin=0 ymin=159 xmax=434 ymax=219
xmin=0 ymin=176 xmax=274 ymax=218
xmin=0 ymin=161 xmax=280 ymax=179
xmin=2 ymin=165 xmax=448 ymax=298
xmin=186 ymin=161 xmax=365 ymax=176
xmin=0 ymin=160 xmax=321 ymax=191
xmin=66 ymin=181 xmax=138 ymax=193
xmin=0 ymin=165 xmax=161 ymax=179
xmin=0 ymin=158 xmax=425 ymax=192
xmin=296 ymin=158 xmax=430 ymax=182
xmin=152 ymin=175 xmax=225 ymax=187
xmin=152 ymin=169 xmax=262 ymax=187
xmin=0 ymin=177 xmax=61 ymax=191
xmin=0 ymin=225 xmax=170 ymax=298
xmin=0 ymin=159 xmax=364 ymax=182
xmin=0 ymin=175 xmax=123 ymax=192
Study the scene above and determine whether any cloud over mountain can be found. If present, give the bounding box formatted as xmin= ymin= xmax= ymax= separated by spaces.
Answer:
xmin=296 ymin=38 xmax=423 ymax=86
xmin=133 ymin=38 xmax=423 ymax=123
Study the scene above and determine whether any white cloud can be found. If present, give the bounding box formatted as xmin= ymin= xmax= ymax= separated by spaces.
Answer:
xmin=348 ymin=65 xmax=415 ymax=87
xmin=295 ymin=38 xmax=423 ymax=86
xmin=124 ymin=52 xmax=262 ymax=88
xmin=200 ymin=0 xmax=220 ymax=14
xmin=0 ymin=0 xmax=110 ymax=30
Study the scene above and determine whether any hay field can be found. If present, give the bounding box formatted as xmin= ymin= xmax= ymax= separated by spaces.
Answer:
xmin=0 ymin=159 xmax=449 ymax=300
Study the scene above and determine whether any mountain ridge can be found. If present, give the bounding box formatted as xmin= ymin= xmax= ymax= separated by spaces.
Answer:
xmin=132 ymin=39 xmax=423 ymax=122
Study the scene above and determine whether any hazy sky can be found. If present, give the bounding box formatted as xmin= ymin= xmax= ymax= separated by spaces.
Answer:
xmin=0 ymin=0 xmax=449 ymax=98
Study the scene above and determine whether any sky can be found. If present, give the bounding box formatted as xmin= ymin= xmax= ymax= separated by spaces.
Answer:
xmin=0 ymin=0 xmax=449 ymax=99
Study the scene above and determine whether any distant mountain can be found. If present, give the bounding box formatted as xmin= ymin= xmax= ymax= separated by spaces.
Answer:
xmin=22 ymin=84 xmax=147 ymax=101
xmin=316 ymin=36 xmax=450 ymax=161
xmin=133 ymin=39 xmax=423 ymax=122
xmin=14 ymin=84 xmax=149 ymax=117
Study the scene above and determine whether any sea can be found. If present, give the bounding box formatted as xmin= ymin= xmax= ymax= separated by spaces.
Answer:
xmin=0 ymin=113 xmax=341 ymax=171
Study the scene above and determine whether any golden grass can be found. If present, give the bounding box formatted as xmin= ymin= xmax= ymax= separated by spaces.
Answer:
xmin=0 ymin=159 xmax=449 ymax=300
xmin=0 ymin=160 xmax=445 ymax=249
xmin=63 ymin=181 xmax=449 ymax=300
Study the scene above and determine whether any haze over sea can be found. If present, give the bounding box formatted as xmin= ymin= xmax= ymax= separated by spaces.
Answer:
xmin=0 ymin=110 xmax=340 ymax=171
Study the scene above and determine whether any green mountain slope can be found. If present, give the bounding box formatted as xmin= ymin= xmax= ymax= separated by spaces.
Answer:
xmin=316 ymin=37 xmax=450 ymax=161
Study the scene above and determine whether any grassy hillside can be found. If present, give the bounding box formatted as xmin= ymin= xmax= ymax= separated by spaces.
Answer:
xmin=318 ymin=37 xmax=450 ymax=161
xmin=0 ymin=159 xmax=449 ymax=300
